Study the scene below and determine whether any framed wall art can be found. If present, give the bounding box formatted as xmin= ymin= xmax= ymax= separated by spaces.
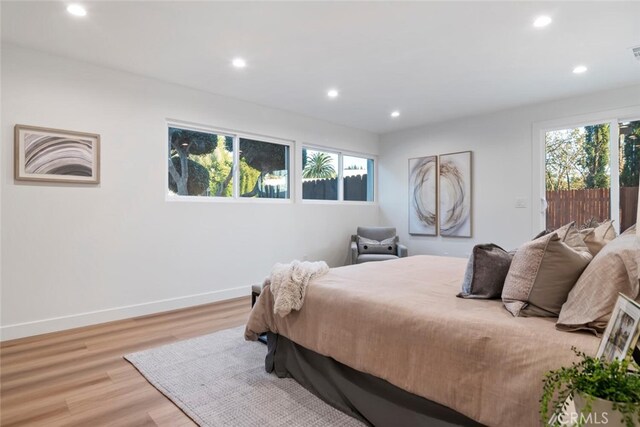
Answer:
xmin=408 ymin=155 xmax=438 ymax=236
xmin=14 ymin=125 xmax=100 ymax=184
xmin=439 ymin=151 xmax=472 ymax=237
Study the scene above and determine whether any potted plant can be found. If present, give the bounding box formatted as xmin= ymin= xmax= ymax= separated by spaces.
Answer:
xmin=540 ymin=347 xmax=640 ymax=427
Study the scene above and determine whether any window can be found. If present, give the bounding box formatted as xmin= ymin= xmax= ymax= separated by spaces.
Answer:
xmin=544 ymin=123 xmax=611 ymax=228
xmin=168 ymin=125 xmax=290 ymax=199
xmin=539 ymin=115 xmax=639 ymax=232
xmin=343 ymin=155 xmax=374 ymax=202
xmin=239 ymin=138 xmax=289 ymax=198
xmin=302 ymin=149 xmax=339 ymax=200
xmin=619 ymin=119 xmax=640 ymax=231
xmin=302 ymin=147 xmax=375 ymax=202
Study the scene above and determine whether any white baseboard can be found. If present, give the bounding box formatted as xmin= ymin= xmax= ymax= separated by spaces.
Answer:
xmin=0 ymin=286 xmax=250 ymax=341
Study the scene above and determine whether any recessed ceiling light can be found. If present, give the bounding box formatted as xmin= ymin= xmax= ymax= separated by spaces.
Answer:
xmin=66 ymin=4 xmax=87 ymax=17
xmin=533 ymin=16 xmax=552 ymax=28
xmin=573 ymin=65 xmax=588 ymax=74
xmin=390 ymin=111 xmax=400 ymax=118
xmin=232 ymin=58 xmax=247 ymax=68
xmin=327 ymin=89 xmax=339 ymax=98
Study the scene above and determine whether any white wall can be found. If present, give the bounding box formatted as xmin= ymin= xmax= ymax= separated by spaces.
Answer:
xmin=0 ymin=45 xmax=380 ymax=340
xmin=379 ymin=84 xmax=640 ymax=258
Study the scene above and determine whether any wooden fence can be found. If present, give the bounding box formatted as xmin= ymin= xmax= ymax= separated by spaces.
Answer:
xmin=302 ymin=175 xmax=369 ymax=201
xmin=546 ymin=187 xmax=638 ymax=231
xmin=303 ymin=178 xmax=338 ymax=200
xmin=260 ymin=185 xmax=287 ymax=198
xmin=344 ymin=175 xmax=369 ymax=201
xmin=621 ymin=186 xmax=639 ymax=231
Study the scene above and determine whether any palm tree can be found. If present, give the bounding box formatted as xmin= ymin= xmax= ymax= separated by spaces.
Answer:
xmin=303 ymin=152 xmax=336 ymax=179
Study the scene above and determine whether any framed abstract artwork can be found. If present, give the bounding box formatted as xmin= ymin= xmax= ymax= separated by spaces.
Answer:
xmin=408 ymin=155 xmax=438 ymax=236
xmin=439 ymin=151 xmax=472 ymax=237
xmin=14 ymin=125 xmax=100 ymax=184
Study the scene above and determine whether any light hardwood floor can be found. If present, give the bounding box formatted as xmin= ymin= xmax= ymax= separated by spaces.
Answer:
xmin=0 ymin=296 xmax=251 ymax=426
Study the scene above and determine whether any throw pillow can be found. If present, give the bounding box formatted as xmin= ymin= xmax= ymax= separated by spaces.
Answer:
xmin=502 ymin=224 xmax=592 ymax=317
xmin=532 ymin=229 xmax=551 ymax=240
xmin=579 ymin=220 xmax=616 ymax=256
xmin=532 ymin=221 xmax=574 ymax=241
xmin=357 ymin=236 xmax=398 ymax=255
xmin=557 ymin=233 xmax=640 ymax=334
xmin=579 ymin=217 xmax=601 ymax=230
xmin=554 ymin=221 xmax=576 ymax=241
xmin=622 ymin=223 xmax=637 ymax=236
xmin=457 ymin=244 xmax=514 ymax=299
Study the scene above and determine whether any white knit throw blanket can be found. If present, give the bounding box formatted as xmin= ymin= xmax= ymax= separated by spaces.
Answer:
xmin=267 ymin=260 xmax=329 ymax=317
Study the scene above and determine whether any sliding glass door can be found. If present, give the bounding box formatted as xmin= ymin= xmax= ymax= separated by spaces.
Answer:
xmin=542 ymin=118 xmax=639 ymax=232
xmin=619 ymin=119 xmax=640 ymax=231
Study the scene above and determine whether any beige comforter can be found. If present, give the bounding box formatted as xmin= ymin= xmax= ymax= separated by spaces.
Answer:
xmin=245 ymin=255 xmax=599 ymax=427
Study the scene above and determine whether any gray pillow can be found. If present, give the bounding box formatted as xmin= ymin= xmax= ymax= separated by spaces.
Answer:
xmin=457 ymin=244 xmax=514 ymax=299
xmin=357 ymin=236 xmax=398 ymax=255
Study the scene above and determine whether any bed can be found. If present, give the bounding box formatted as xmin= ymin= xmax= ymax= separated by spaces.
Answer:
xmin=245 ymin=255 xmax=600 ymax=427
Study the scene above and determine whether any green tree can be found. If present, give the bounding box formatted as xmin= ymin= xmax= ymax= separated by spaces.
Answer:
xmin=582 ymin=124 xmax=610 ymax=189
xmin=189 ymin=137 xmax=285 ymax=198
xmin=303 ymin=152 xmax=336 ymax=179
xmin=239 ymin=160 xmax=261 ymax=196
xmin=171 ymin=132 xmax=288 ymax=198
xmin=168 ymin=128 xmax=217 ymax=195
xmin=191 ymin=137 xmax=234 ymax=196
xmin=238 ymin=138 xmax=287 ymax=197
xmin=620 ymin=121 xmax=640 ymax=187
xmin=545 ymin=128 xmax=586 ymax=191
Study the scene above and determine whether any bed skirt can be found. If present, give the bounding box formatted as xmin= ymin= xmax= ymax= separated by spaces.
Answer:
xmin=265 ymin=332 xmax=484 ymax=427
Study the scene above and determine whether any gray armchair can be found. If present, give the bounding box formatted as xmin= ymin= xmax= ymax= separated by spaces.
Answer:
xmin=350 ymin=226 xmax=408 ymax=264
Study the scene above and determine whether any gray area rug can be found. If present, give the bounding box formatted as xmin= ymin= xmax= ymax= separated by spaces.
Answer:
xmin=125 ymin=326 xmax=364 ymax=427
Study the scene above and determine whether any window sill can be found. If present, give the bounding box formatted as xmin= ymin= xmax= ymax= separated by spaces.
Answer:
xmin=300 ymin=199 xmax=377 ymax=206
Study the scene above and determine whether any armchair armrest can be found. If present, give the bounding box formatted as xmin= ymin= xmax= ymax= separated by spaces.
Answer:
xmin=350 ymin=241 xmax=359 ymax=265
xmin=397 ymin=243 xmax=408 ymax=258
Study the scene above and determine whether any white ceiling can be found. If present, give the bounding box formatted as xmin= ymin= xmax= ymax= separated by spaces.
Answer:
xmin=2 ymin=1 xmax=640 ymax=134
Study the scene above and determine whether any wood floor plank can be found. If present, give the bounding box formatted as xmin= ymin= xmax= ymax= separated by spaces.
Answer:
xmin=0 ymin=319 xmax=140 ymax=353
xmin=0 ymin=340 xmax=89 ymax=364
xmin=0 ymin=399 xmax=71 ymax=427
xmin=0 ymin=296 xmax=251 ymax=426
xmin=1 ymin=346 xmax=92 ymax=378
xmin=148 ymin=404 xmax=198 ymax=426
xmin=1 ymin=372 xmax=112 ymax=408
xmin=83 ymin=307 xmax=246 ymax=350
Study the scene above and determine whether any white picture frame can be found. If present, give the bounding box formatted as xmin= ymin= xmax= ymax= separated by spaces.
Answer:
xmin=597 ymin=293 xmax=640 ymax=363
xmin=15 ymin=124 xmax=100 ymax=184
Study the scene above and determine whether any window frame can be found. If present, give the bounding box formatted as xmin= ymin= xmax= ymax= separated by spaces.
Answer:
xmin=299 ymin=143 xmax=377 ymax=205
xmin=532 ymin=106 xmax=640 ymax=235
xmin=166 ymin=120 xmax=294 ymax=203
